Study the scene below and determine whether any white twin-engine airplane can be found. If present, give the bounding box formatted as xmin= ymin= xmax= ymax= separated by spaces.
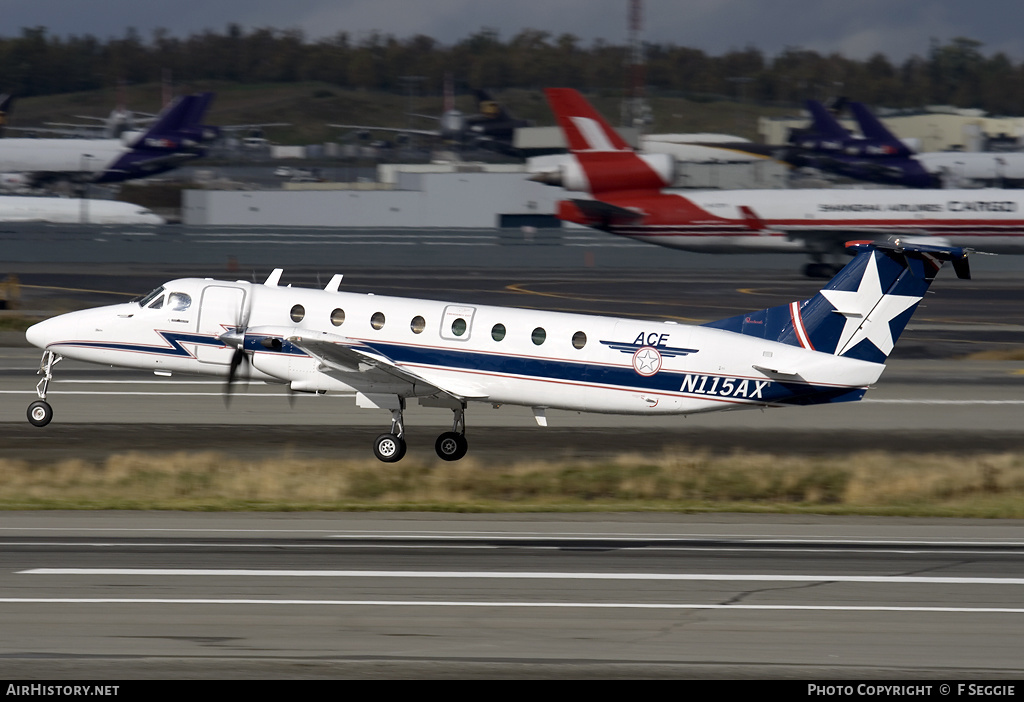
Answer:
xmin=25 ymin=240 xmax=969 ymax=462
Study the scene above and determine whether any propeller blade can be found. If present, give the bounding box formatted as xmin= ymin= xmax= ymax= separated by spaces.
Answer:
xmin=224 ymin=348 xmax=248 ymax=407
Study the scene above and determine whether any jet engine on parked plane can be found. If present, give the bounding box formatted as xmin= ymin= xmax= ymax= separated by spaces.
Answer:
xmin=529 ymin=152 xmax=675 ymax=193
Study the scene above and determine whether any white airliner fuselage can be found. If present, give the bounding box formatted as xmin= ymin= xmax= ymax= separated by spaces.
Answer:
xmin=616 ymin=187 xmax=1024 ymax=254
xmin=0 ymin=196 xmax=164 ymax=224
xmin=0 ymin=138 xmax=128 ymax=175
xmin=27 ymin=275 xmax=881 ymax=414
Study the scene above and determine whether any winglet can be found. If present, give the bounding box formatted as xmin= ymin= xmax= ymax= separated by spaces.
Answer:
xmin=263 ymin=269 xmax=283 ymax=287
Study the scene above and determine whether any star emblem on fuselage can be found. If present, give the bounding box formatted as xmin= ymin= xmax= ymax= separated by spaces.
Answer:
xmin=632 ymin=346 xmax=663 ymax=376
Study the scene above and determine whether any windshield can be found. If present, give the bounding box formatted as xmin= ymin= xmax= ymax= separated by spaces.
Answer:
xmin=134 ymin=286 xmax=165 ymax=307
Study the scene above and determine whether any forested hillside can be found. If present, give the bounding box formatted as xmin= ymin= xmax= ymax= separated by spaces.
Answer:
xmin=2 ymin=26 xmax=1021 ymax=114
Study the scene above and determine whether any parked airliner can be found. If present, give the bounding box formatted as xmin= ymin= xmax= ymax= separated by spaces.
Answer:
xmin=536 ymin=89 xmax=1024 ymax=277
xmin=25 ymin=239 xmax=969 ymax=462
xmin=0 ymin=93 xmax=217 ymax=192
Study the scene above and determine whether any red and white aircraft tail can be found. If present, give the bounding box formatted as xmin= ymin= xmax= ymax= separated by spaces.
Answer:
xmin=538 ymin=88 xmax=675 ymax=195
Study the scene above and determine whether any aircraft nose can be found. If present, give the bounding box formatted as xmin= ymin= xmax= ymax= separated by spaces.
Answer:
xmin=25 ymin=315 xmax=69 ymax=349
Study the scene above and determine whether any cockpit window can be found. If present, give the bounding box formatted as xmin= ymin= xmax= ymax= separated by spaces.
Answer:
xmin=136 ymin=286 xmax=165 ymax=307
xmin=167 ymin=292 xmax=191 ymax=311
xmin=148 ymin=295 xmax=165 ymax=309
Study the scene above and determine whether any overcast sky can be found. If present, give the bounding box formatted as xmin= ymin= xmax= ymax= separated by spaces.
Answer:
xmin=4 ymin=0 xmax=1023 ymax=63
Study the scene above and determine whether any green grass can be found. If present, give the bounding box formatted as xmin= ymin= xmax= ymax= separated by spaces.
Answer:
xmin=4 ymin=447 xmax=1024 ymax=517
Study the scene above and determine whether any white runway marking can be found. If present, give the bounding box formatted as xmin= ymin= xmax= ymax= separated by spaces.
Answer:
xmin=19 ymin=568 xmax=1024 ymax=585
xmin=0 ymin=598 xmax=1022 ymax=613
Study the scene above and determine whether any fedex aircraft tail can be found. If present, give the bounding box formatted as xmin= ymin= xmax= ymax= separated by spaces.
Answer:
xmin=133 ymin=92 xmax=217 ymax=147
xmin=96 ymin=93 xmax=218 ymax=184
xmin=802 ymin=100 xmax=851 ymax=141
xmin=848 ymin=101 xmax=915 ymax=157
xmin=705 ymin=241 xmax=971 ymax=364
xmin=539 ymin=88 xmax=675 ymax=195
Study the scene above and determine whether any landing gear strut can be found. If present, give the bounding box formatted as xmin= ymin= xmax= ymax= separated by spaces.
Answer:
xmin=373 ymin=399 xmax=407 ymax=463
xmin=369 ymin=398 xmax=470 ymax=463
xmin=28 ymin=350 xmax=61 ymax=427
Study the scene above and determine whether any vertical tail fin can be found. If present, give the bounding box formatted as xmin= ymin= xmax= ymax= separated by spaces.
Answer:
xmin=541 ymin=88 xmax=674 ymax=194
xmin=848 ymin=102 xmax=915 ymax=156
xmin=803 ymin=100 xmax=851 ymax=140
xmin=133 ymin=92 xmax=215 ymax=146
xmin=704 ymin=242 xmax=970 ymax=364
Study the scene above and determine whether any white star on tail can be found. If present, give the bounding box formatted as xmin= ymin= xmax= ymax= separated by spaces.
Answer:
xmin=819 ymin=253 xmax=920 ymax=356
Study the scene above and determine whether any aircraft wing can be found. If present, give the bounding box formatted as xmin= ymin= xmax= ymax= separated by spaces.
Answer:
xmin=287 ymin=332 xmax=489 ymax=401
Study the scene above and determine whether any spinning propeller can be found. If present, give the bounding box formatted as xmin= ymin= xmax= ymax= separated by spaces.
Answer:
xmin=217 ymin=294 xmax=252 ymax=406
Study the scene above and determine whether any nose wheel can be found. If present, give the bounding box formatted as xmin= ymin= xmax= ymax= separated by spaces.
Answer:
xmin=27 ymin=350 xmax=61 ymax=428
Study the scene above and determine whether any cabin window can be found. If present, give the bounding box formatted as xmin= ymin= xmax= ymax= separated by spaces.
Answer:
xmin=371 ymin=312 xmax=386 ymax=330
xmin=331 ymin=308 xmax=345 ymax=326
xmin=167 ymin=293 xmax=191 ymax=312
xmin=410 ymin=315 xmax=426 ymax=334
xmin=532 ymin=327 xmax=546 ymax=345
xmin=290 ymin=304 xmax=305 ymax=323
xmin=572 ymin=331 xmax=587 ymax=349
xmin=451 ymin=317 xmax=467 ymax=337
xmin=491 ymin=323 xmax=506 ymax=341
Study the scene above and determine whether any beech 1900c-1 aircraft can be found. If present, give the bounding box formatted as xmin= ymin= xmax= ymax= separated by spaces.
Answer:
xmin=25 ymin=242 xmax=969 ymax=462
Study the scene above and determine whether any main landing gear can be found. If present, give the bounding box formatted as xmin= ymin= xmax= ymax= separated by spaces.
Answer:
xmin=372 ymin=399 xmax=469 ymax=463
xmin=27 ymin=350 xmax=62 ymax=427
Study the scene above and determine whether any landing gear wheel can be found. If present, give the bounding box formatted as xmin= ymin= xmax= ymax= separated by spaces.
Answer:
xmin=373 ymin=433 xmax=407 ymax=463
xmin=434 ymin=432 xmax=468 ymax=461
xmin=27 ymin=400 xmax=53 ymax=427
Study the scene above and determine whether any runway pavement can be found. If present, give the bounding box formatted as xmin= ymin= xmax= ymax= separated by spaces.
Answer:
xmin=1 ymin=511 xmax=1024 ymax=678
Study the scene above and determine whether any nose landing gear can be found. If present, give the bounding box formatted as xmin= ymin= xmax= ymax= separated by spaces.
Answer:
xmin=27 ymin=350 xmax=62 ymax=427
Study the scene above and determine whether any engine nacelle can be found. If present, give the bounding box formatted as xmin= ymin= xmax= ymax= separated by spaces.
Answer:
xmin=530 ymin=152 xmax=676 ymax=193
